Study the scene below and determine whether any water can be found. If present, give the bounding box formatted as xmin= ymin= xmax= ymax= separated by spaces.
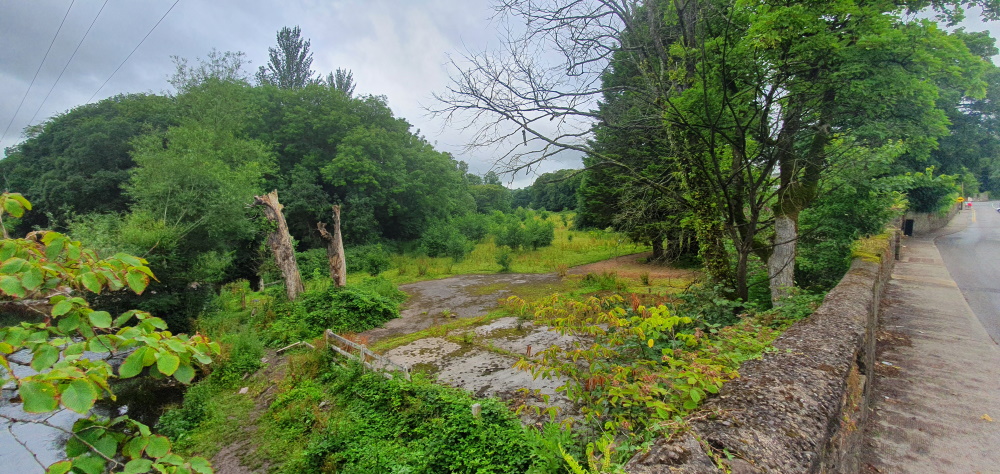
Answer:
xmin=1 ymin=347 xmax=186 ymax=473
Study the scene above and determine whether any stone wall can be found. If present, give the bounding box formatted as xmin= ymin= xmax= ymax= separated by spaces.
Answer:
xmin=905 ymin=205 xmax=959 ymax=235
xmin=625 ymin=230 xmax=899 ymax=473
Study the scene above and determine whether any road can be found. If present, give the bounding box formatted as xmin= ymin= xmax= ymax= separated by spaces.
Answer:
xmin=935 ymin=201 xmax=1000 ymax=345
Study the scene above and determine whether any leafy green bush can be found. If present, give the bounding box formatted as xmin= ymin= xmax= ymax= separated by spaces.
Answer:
xmin=892 ymin=166 xmax=959 ymax=213
xmin=281 ymin=363 xmax=533 ymax=474
xmin=453 ymin=213 xmax=490 ymax=242
xmin=347 ymin=243 xmax=391 ymax=276
xmin=494 ymin=215 xmax=528 ymax=250
xmin=496 ymin=248 xmax=513 ymax=273
xmin=672 ymin=283 xmax=747 ymax=327
xmin=492 ymin=213 xmax=556 ymax=251
xmin=421 ymin=221 xmax=473 ymax=261
xmin=797 ymin=183 xmax=898 ymax=291
xmin=210 ymin=330 xmax=265 ymax=387
xmin=156 ymin=381 xmax=217 ymax=442
xmin=266 ymin=277 xmax=405 ymax=344
xmin=296 ymin=248 xmax=330 ymax=279
xmin=525 ymin=218 xmax=556 ymax=250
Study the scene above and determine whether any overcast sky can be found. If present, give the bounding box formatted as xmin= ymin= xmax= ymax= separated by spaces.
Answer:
xmin=1 ymin=1 xmax=998 ymax=189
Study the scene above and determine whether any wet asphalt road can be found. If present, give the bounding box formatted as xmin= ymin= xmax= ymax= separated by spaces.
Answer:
xmin=935 ymin=201 xmax=1000 ymax=345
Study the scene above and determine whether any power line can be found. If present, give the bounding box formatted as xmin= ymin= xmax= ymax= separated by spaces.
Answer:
xmin=0 ymin=0 xmax=76 ymax=147
xmin=28 ymin=0 xmax=110 ymax=127
xmin=88 ymin=0 xmax=180 ymax=103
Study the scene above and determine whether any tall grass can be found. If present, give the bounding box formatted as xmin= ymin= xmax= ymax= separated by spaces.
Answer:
xmin=351 ymin=213 xmax=648 ymax=285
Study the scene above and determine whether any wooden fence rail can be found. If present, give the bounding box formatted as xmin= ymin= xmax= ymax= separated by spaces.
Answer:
xmin=324 ymin=330 xmax=411 ymax=381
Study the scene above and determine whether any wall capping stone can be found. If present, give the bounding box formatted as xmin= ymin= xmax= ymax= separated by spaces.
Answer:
xmin=625 ymin=227 xmax=900 ymax=473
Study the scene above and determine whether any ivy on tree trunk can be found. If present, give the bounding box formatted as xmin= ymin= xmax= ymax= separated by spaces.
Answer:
xmin=254 ymin=190 xmax=304 ymax=300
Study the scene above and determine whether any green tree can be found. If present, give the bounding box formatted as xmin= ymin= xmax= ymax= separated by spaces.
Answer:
xmin=469 ymin=184 xmax=513 ymax=214
xmin=324 ymin=68 xmax=357 ymax=97
xmin=169 ymin=49 xmax=251 ymax=93
xmin=0 ymin=94 xmax=177 ymax=232
xmin=255 ymin=26 xmax=317 ymax=89
xmin=438 ymin=0 xmax=996 ymax=302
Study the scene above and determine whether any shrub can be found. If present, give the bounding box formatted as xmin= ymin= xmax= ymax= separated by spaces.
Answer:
xmin=496 ymin=248 xmax=513 ymax=273
xmin=797 ymin=182 xmax=898 ymax=291
xmin=210 ymin=330 xmax=265 ymax=387
xmin=265 ymin=277 xmax=405 ymax=344
xmin=156 ymin=381 xmax=217 ymax=442
xmin=672 ymin=283 xmax=747 ymax=327
xmin=453 ymin=213 xmax=490 ymax=242
xmin=296 ymin=248 xmax=329 ymax=279
xmin=347 ymin=243 xmax=391 ymax=276
xmin=525 ymin=218 xmax=555 ymax=250
xmin=495 ymin=216 xmax=528 ymax=250
xmin=421 ymin=221 xmax=472 ymax=261
xmin=285 ymin=364 xmax=533 ymax=474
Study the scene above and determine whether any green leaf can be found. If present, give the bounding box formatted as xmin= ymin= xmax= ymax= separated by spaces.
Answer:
xmin=89 ymin=311 xmax=112 ymax=329
xmin=126 ymin=270 xmax=149 ymax=294
xmin=124 ymin=458 xmax=154 ymax=474
xmin=57 ymin=313 xmax=81 ymax=333
xmin=189 ymin=457 xmax=213 ymax=474
xmin=21 ymin=267 xmax=43 ymax=291
xmin=46 ymin=460 xmax=73 ymax=474
xmin=31 ymin=343 xmax=59 ymax=371
xmin=93 ymin=433 xmax=118 ymax=458
xmin=145 ymin=434 xmax=171 ymax=458
xmin=44 ymin=236 xmax=66 ymax=261
xmin=0 ymin=275 xmax=25 ymax=298
xmin=119 ymin=348 xmax=147 ymax=378
xmin=52 ymin=299 xmax=74 ymax=316
xmin=20 ymin=379 xmax=59 ymax=412
xmin=60 ymin=379 xmax=99 ymax=414
xmin=72 ymin=453 xmax=106 ymax=474
xmin=163 ymin=339 xmax=187 ymax=352
xmin=689 ymin=388 xmax=702 ymax=403
xmin=123 ymin=436 xmax=149 ymax=459
xmin=3 ymin=197 xmax=24 ymax=217
xmin=115 ymin=253 xmax=144 ymax=267
xmin=80 ymin=272 xmax=101 ymax=294
xmin=64 ymin=341 xmax=86 ymax=357
xmin=9 ymin=193 xmax=31 ymax=210
xmin=88 ymin=335 xmax=114 ymax=353
xmin=1 ymin=257 xmax=28 ymax=274
xmin=173 ymin=363 xmax=195 ymax=384
xmin=157 ymin=352 xmax=180 ymax=376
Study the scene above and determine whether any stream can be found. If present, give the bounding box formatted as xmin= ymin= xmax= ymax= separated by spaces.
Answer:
xmin=1 ymin=347 xmax=185 ymax=472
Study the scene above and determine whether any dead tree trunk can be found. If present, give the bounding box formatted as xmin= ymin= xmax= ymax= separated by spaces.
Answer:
xmin=317 ymin=205 xmax=347 ymax=287
xmin=254 ymin=190 xmax=304 ymax=301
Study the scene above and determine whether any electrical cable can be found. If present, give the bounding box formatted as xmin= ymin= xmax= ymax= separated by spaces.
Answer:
xmin=27 ymin=0 xmax=110 ymax=127
xmin=88 ymin=0 xmax=179 ymax=103
xmin=0 ymin=0 xmax=76 ymax=147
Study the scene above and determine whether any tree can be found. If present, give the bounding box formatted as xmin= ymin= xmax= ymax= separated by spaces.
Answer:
xmin=254 ymin=191 xmax=304 ymax=300
xmin=317 ymin=205 xmax=347 ymax=287
xmin=169 ymin=49 xmax=252 ymax=93
xmin=524 ymin=169 xmax=582 ymax=211
xmin=0 ymin=94 xmax=177 ymax=233
xmin=436 ymin=0 xmax=996 ymax=302
xmin=0 ymin=193 xmax=219 ymax=474
xmin=255 ymin=26 xmax=317 ymax=89
xmin=325 ymin=68 xmax=357 ymax=97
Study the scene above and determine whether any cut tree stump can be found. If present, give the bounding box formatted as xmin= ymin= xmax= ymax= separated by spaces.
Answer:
xmin=254 ymin=190 xmax=304 ymax=301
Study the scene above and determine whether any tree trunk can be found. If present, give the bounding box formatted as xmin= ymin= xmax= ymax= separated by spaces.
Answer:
xmin=768 ymin=214 xmax=797 ymax=305
xmin=254 ymin=190 xmax=304 ymax=301
xmin=317 ymin=205 xmax=347 ymax=287
xmin=651 ymin=237 xmax=664 ymax=262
